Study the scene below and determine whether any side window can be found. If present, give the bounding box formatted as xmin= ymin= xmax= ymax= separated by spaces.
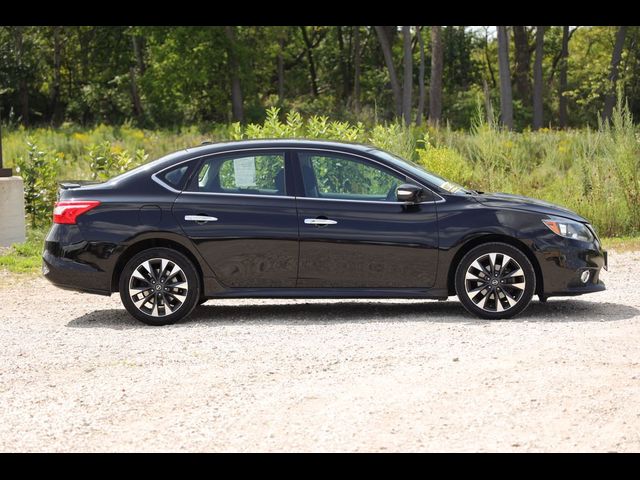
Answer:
xmin=190 ymin=153 xmax=286 ymax=196
xmin=299 ymin=152 xmax=405 ymax=202
xmin=158 ymin=163 xmax=191 ymax=190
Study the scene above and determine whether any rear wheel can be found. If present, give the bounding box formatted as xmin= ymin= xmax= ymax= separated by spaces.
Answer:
xmin=455 ymin=242 xmax=535 ymax=319
xmin=119 ymin=248 xmax=200 ymax=326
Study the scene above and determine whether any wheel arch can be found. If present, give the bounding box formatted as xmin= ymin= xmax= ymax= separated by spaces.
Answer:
xmin=446 ymin=234 xmax=543 ymax=296
xmin=111 ymin=237 xmax=205 ymax=293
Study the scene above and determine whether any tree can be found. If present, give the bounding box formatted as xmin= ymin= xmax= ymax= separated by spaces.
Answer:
xmin=497 ymin=26 xmax=514 ymax=130
xmin=277 ymin=28 xmax=287 ymax=104
xmin=353 ymin=26 xmax=361 ymax=116
xmin=374 ymin=26 xmax=402 ymax=118
xmin=402 ymin=26 xmax=413 ymax=125
xmin=300 ymin=26 xmax=320 ymax=97
xmin=513 ymin=26 xmax=532 ymax=103
xmin=416 ymin=26 xmax=426 ymax=125
xmin=50 ymin=26 xmax=64 ymax=126
xmin=224 ymin=26 xmax=244 ymax=122
xmin=429 ymin=26 xmax=444 ymax=126
xmin=602 ymin=26 xmax=628 ymax=123
xmin=532 ymin=26 xmax=545 ymax=130
xmin=558 ymin=26 xmax=570 ymax=128
xmin=12 ymin=27 xmax=30 ymax=125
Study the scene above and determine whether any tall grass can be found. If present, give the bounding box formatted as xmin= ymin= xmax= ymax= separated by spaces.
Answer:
xmin=2 ymin=104 xmax=639 ymax=237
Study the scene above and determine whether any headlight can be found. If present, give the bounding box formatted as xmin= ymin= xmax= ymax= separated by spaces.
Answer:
xmin=542 ymin=217 xmax=594 ymax=242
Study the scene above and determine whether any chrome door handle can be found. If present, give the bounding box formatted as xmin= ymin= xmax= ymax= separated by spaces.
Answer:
xmin=185 ymin=215 xmax=218 ymax=223
xmin=304 ymin=218 xmax=337 ymax=226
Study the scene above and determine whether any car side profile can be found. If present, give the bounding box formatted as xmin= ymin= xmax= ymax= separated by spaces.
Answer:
xmin=42 ymin=139 xmax=607 ymax=325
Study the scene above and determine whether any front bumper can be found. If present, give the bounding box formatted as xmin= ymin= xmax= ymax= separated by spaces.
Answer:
xmin=534 ymin=235 xmax=607 ymax=298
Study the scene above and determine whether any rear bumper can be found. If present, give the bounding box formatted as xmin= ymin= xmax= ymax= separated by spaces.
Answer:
xmin=42 ymin=224 xmax=112 ymax=296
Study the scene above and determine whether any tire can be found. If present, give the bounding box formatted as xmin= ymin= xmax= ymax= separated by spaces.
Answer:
xmin=119 ymin=247 xmax=201 ymax=326
xmin=454 ymin=242 xmax=536 ymax=320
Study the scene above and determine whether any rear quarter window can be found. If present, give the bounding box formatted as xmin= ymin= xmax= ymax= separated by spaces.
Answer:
xmin=158 ymin=164 xmax=191 ymax=190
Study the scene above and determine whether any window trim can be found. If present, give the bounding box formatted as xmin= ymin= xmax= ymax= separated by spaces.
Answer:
xmin=151 ymin=146 xmax=445 ymax=203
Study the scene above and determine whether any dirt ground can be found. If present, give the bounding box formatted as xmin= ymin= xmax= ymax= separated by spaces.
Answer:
xmin=1 ymin=250 xmax=639 ymax=452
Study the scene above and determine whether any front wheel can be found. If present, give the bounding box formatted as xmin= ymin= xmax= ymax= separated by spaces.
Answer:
xmin=119 ymin=248 xmax=201 ymax=326
xmin=455 ymin=242 xmax=536 ymax=320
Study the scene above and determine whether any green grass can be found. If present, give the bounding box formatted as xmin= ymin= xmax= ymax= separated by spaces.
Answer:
xmin=0 ymin=227 xmax=48 ymax=274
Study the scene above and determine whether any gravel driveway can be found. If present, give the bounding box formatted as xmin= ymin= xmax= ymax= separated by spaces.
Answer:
xmin=1 ymin=250 xmax=639 ymax=452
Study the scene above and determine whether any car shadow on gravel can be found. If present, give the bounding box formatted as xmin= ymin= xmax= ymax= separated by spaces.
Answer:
xmin=66 ymin=298 xmax=639 ymax=329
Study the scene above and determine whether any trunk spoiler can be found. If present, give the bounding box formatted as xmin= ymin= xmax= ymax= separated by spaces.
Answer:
xmin=58 ymin=180 xmax=101 ymax=190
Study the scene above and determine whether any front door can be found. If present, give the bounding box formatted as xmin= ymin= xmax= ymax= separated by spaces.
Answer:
xmin=294 ymin=150 xmax=439 ymax=288
xmin=173 ymin=150 xmax=298 ymax=288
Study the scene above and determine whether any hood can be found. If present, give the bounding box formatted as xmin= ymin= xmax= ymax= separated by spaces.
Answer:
xmin=474 ymin=192 xmax=589 ymax=223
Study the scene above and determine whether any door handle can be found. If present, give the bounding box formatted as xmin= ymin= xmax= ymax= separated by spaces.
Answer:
xmin=185 ymin=215 xmax=218 ymax=224
xmin=304 ymin=218 xmax=337 ymax=226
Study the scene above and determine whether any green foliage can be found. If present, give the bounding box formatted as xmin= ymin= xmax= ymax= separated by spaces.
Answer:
xmin=14 ymin=140 xmax=59 ymax=228
xmin=416 ymin=135 xmax=474 ymax=185
xmin=88 ymin=141 xmax=148 ymax=181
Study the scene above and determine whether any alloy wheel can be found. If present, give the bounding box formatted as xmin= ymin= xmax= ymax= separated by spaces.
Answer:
xmin=464 ymin=253 xmax=526 ymax=312
xmin=128 ymin=258 xmax=189 ymax=317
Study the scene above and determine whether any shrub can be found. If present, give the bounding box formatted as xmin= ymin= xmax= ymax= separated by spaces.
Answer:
xmin=15 ymin=139 xmax=60 ymax=228
xmin=88 ymin=141 xmax=149 ymax=181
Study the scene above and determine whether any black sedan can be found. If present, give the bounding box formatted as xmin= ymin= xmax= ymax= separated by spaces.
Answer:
xmin=43 ymin=139 xmax=607 ymax=325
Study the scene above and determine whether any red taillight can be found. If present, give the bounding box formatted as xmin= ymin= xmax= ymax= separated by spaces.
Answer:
xmin=53 ymin=201 xmax=101 ymax=224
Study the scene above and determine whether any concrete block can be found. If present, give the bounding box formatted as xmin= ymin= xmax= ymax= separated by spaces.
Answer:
xmin=0 ymin=176 xmax=26 ymax=247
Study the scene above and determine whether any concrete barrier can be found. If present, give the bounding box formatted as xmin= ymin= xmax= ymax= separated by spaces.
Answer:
xmin=0 ymin=176 xmax=26 ymax=247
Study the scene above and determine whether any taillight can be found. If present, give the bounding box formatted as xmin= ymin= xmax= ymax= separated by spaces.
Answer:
xmin=53 ymin=201 xmax=101 ymax=224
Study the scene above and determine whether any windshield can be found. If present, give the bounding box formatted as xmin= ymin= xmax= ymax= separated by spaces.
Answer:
xmin=370 ymin=148 xmax=471 ymax=195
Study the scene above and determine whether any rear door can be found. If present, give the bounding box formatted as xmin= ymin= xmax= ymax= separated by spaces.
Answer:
xmin=293 ymin=149 xmax=439 ymax=289
xmin=172 ymin=149 xmax=299 ymax=288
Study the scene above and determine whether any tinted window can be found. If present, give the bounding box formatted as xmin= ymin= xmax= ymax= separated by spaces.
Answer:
xmin=160 ymin=164 xmax=190 ymax=190
xmin=299 ymin=152 xmax=404 ymax=202
xmin=190 ymin=153 xmax=286 ymax=196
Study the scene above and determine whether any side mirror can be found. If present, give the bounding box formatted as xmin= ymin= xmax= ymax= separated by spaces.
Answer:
xmin=396 ymin=183 xmax=424 ymax=203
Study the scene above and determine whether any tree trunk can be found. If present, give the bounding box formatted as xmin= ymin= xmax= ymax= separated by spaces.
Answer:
xmin=428 ymin=26 xmax=443 ymax=126
xmin=497 ymin=26 xmax=514 ymax=130
xmin=132 ymin=35 xmax=146 ymax=75
xmin=13 ymin=27 xmax=29 ymax=126
xmin=374 ymin=26 xmax=402 ymax=118
xmin=300 ymin=26 xmax=319 ymax=97
xmin=129 ymin=67 xmax=143 ymax=120
xmin=484 ymin=28 xmax=497 ymax=88
xmin=51 ymin=26 xmax=63 ymax=126
xmin=337 ymin=26 xmax=350 ymax=102
xmin=416 ymin=26 xmax=426 ymax=126
xmin=558 ymin=26 xmax=570 ymax=128
xmin=513 ymin=26 xmax=532 ymax=103
xmin=532 ymin=26 xmax=545 ymax=130
xmin=277 ymin=34 xmax=285 ymax=103
xmin=353 ymin=26 xmax=361 ymax=116
xmin=402 ymin=26 xmax=413 ymax=126
xmin=224 ymin=26 xmax=244 ymax=122
xmin=602 ymin=26 xmax=628 ymax=123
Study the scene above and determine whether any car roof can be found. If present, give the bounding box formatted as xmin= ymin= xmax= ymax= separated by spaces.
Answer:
xmin=183 ymin=138 xmax=377 ymax=155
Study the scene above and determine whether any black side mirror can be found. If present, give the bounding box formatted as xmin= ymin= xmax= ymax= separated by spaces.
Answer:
xmin=396 ymin=183 xmax=424 ymax=203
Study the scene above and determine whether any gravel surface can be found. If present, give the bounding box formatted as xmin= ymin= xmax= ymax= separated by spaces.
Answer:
xmin=1 ymin=250 xmax=639 ymax=452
